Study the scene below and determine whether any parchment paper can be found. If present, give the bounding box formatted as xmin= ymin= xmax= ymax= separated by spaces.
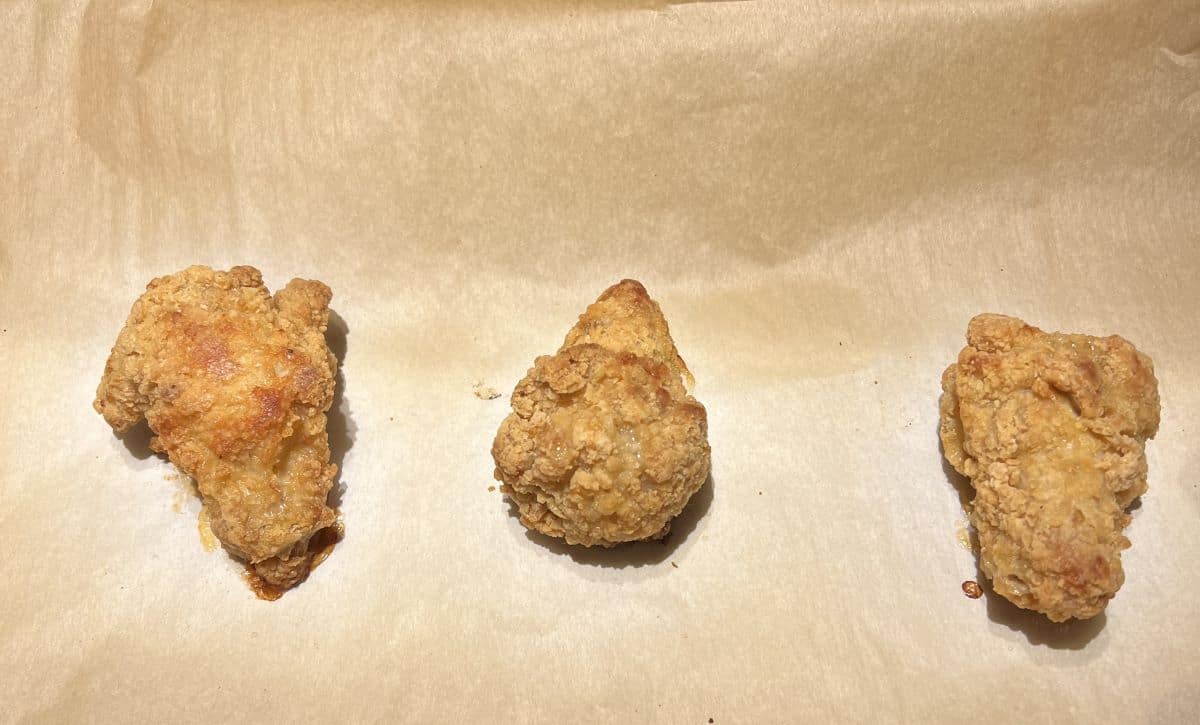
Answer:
xmin=2 ymin=0 xmax=1199 ymax=722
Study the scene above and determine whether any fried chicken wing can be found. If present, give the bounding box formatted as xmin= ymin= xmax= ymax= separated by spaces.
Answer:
xmin=939 ymin=314 xmax=1159 ymax=621
xmin=492 ymin=280 xmax=710 ymax=547
xmin=95 ymin=265 xmax=339 ymax=596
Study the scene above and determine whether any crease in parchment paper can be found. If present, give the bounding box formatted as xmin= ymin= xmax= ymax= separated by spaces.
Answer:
xmin=1161 ymin=45 xmax=1200 ymax=68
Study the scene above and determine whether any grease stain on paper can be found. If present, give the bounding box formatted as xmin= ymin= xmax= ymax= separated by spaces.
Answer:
xmin=165 ymin=473 xmax=198 ymax=514
xmin=955 ymin=519 xmax=977 ymax=552
xmin=197 ymin=507 xmax=219 ymax=552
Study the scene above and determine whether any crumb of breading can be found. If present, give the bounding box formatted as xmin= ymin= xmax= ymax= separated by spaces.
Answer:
xmin=492 ymin=280 xmax=710 ymax=547
xmin=473 ymin=381 xmax=502 ymax=400
xmin=939 ymin=314 xmax=1159 ymax=622
xmin=962 ymin=581 xmax=983 ymax=599
xmin=94 ymin=265 xmax=340 ymax=597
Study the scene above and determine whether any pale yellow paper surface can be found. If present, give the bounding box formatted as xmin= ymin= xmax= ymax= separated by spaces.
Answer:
xmin=2 ymin=0 xmax=1199 ymax=722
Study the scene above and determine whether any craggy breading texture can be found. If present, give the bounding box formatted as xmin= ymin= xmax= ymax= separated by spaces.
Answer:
xmin=492 ymin=280 xmax=711 ymax=547
xmin=94 ymin=266 xmax=339 ymax=596
xmin=939 ymin=314 xmax=1159 ymax=622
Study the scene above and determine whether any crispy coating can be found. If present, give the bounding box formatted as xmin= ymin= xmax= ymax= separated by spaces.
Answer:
xmin=493 ymin=280 xmax=710 ymax=546
xmin=939 ymin=314 xmax=1159 ymax=621
xmin=94 ymin=265 xmax=339 ymax=595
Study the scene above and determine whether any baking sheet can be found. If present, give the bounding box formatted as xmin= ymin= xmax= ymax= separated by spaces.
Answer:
xmin=2 ymin=0 xmax=1199 ymax=721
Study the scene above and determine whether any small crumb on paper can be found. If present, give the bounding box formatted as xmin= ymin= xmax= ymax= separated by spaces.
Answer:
xmin=962 ymin=581 xmax=983 ymax=599
xmin=473 ymin=381 xmax=501 ymax=400
xmin=671 ymin=561 xmax=678 ymax=568
xmin=487 ymin=485 xmax=496 ymax=492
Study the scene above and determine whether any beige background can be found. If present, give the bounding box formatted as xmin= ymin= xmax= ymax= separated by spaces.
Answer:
xmin=2 ymin=0 xmax=1199 ymax=722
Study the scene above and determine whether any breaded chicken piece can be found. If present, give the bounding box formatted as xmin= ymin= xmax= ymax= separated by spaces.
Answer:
xmin=939 ymin=314 xmax=1159 ymax=621
xmin=492 ymin=280 xmax=710 ymax=547
xmin=94 ymin=265 xmax=339 ymax=596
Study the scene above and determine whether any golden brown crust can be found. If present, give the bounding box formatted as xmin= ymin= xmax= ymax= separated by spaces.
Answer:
xmin=493 ymin=280 xmax=710 ymax=546
xmin=939 ymin=313 xmax=1159 ymax=622
xmin=562 ymin=279 xmax=695 ymax=388
xmin=94 ymin=265 xmax=338 ymax=594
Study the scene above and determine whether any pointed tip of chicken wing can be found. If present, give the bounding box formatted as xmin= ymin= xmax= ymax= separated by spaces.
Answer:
xmin=562 ymin=278 xmax=694 ymax=388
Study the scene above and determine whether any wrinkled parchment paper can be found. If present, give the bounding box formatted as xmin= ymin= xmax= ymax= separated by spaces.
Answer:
xmin=2 ymin=1 xmax=1198 ymax=721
